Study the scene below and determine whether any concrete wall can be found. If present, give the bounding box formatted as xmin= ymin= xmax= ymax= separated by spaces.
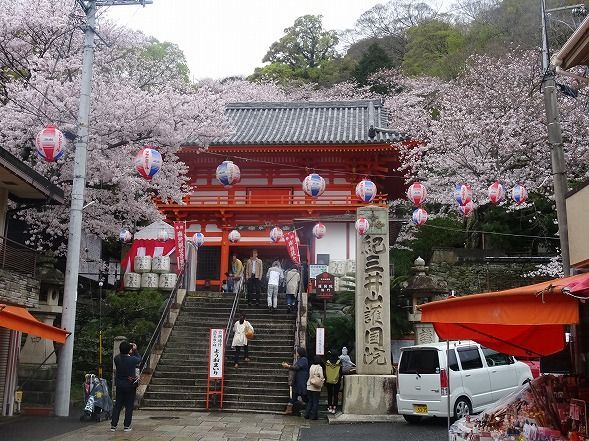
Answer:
xmin=0 ymin=268 xmax=39 ymax=307
xmin=567 ymin=184 xmax=589 ymax=268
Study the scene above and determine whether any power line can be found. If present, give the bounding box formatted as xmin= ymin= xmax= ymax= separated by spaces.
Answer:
xmin=420 ymin=223 xmax=560 ymax=241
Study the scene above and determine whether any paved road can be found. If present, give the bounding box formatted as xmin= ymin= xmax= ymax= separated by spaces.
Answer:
xmin=300 ymin=418 xmax=448 ymax=441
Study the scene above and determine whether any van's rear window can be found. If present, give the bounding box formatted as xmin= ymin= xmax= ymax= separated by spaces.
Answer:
xmin=399 ymin=350 xmax=439 ymax=374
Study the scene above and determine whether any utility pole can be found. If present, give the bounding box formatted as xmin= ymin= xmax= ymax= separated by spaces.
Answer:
xmin=540 ymin=0 xmax=573 ymax=277
xmin=54 ymin=0 xmax=152 ymax=417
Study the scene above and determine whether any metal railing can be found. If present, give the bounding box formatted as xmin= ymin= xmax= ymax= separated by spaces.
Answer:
xmin=224 ymin=278 xmax=244 ymax=347
xmin=0 ymin=236 xmax=37 ymax=277
xmin=183 ymin=194 xmax=389 ymax=208
xmin=293 ymin=267 xmax=303 ymax=353
xmin=139 ymin=261 xmax=188 ymax=375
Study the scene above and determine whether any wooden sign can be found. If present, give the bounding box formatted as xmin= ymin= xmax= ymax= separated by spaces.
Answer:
xmin=208 ymin=328 xmax=224 ymax=378
xmin=316 ymin=272 xmax=335 ymax=300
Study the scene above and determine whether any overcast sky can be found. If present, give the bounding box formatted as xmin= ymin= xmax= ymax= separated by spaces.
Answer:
xmin=105 ymin=0 xmax=404 ymax=80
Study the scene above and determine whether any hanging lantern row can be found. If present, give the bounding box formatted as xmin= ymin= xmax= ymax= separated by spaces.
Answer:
xmin=135 ymin=147 xmax=162 ymax=180
xmin=119 ymin=229 xmax=132 ymax=243
xmin=216 ymin=160 xmax=241 ymax=188
xmin=312 ymin=223 xmax=326 ymax=239
xmin=355 ymin=179 xmax=377 ymax=203
xmin=192 ymin=232 xmax=205 ymax=248
xmin=355 ymin=217 xmax=370 ymax=235
xmin=407 ymin=181 xmax=427 ymax=206
xmin=228 ymin=229 xmax=241 ymax=243
xmin=269 ymin=226 xmax=283 ymax=242
xmin=488 ymin=181 xmax=505 ymax=204
xmin=35 ymin=124 xmax=66 ymax=162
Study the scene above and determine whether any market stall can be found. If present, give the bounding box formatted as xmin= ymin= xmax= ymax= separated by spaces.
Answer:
xmin=419 ymin=273 xmax=589 ymax=440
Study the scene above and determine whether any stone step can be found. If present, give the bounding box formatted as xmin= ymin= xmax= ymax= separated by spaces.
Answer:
xmin=140 ymin=399 xmax=293 ymax=413
xmin=146 ymin=384 xmax=289 ymax=395
xmin=152 ymin=372 xmax=290 ymax=382
xmin=163 ymin=341 xmax=293 ymax=350
xmin=143 ymin=391 xmax=289 ymax=404
xmin=153 ymin=367 xmax=288 ymax=377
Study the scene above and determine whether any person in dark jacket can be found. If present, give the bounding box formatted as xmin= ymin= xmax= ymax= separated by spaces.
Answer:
xmin=110 ymin=341 xmax=141 ymax=432
xmin=281 ymin=347 xmax=309 ymax=415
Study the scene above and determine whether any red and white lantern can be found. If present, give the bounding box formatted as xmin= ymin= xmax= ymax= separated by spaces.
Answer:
xmin=355 ymin=217 xmax=370 ymax=235
xmin=119 ymin=229 xmax=132 ymax=243
xmin=157 ymin=229 xmax=170 ymax=241
xmin=488 ymin=181 xmax=505 ymax=204
xmin=312 ymin=223 xmax=326 ymax=239
xmin=459 ymin=201 xmax=475 ymax=217
xmin=407 ymin=181 xmax=427 ymax=206
xmin=192 ymin=232 xmax=205 ymax=248
xmin=454 ymin=183 xmax=472 ymax=206
xmin=355 ymin=179 xmax=377 ymax=203
xmin=270 ymin=227 xmax=283 ymax=242
xmin=412 ymin=208 xmax=428 ymax=226
xmin=228 ymin=230 xmax=241 ymax=243
xmin=35 ymin=124 xmax=65 ymax=162
xmin=135 ymin=147 xmax=162 ymax=180
xmin=511 ymin=184 xmax=528 ymax=206
xmin=302 ymin=173 xmax=326 ymax=198
xmin=216 ymin=160 xmax=241 ymax=187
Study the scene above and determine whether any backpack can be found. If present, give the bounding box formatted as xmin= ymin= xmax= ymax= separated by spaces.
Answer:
xmin=325 ymin=360 xmax=341 ymax=385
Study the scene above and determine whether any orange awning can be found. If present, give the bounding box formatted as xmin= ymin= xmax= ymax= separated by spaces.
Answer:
xmin=419 ymin=273 xmax=589 ymax=357
xmin=0 ymin=304 xmax=69 ymax=343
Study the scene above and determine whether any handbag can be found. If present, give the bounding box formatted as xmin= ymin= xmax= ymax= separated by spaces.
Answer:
xmin=310 ymin=375 xmax=324 ymax=388
xmin=245 ymin=323 xmax=254 ymax=339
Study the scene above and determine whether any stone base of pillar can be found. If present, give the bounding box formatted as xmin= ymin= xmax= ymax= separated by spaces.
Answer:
xmin=341 ymin=374 xmax=397 ymax=417
xmin=17 ymin=363 xmax=58 ymax=408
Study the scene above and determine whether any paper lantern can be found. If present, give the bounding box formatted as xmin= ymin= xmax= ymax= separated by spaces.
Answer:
xmin=355 ymin=217 xmax=370 ymax=235
xmin=216 ymin=160 xmax=240 ymax=187
xmin=454 ymin=183 xmax=472 ymax=206
xmin=157 ymin=229 xmax=170 ymax=241
xmin=35 ymin=124 xmax=65 ymax=162
xmin=511 ymin=184 xmax=528 ymax=206
xmin=302 ymin=173 xmax=326 ymax=198
xmin=119 ymin=229 xmax=132 ymax=243
xmin=134 ymin=147 xmax=162 ymax=180
xmin=269 ymin=227 xmax=283 ymax=242
xmin=459 ymin=201 xmax=475 ymax=217
xmin=412 ymin=208 xmax=428 ymax=226
xmin=312 ymin=223 xmax=326 ymax=239
xmin=488 ymin=181 xmax=505 ymax=204
xmin=192 ymin=232 xmax=205 ymax=248
xmin=228 ymin=229 xmax=241 ymax=243
xmin=355 ymin=179 xmax=377 ymax=203
xmin=407 ymin=181 xmax=427 ymax=206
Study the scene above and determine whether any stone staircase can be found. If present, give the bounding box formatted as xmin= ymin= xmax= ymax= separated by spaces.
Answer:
xmin=141 ymin=292 xmax=296 ymax=413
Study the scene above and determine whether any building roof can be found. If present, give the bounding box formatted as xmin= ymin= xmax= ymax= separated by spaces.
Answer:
xmin=201 ymin=99 xmax=407 ymax=147
xmin=0 ymin=147 xmax=64 ymax=204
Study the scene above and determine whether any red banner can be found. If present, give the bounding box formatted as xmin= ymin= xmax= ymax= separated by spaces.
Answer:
xmin=284 ymin=231 xmax=301 ymax=265
xmin=173 ymin=221 xmax=186 ymax=273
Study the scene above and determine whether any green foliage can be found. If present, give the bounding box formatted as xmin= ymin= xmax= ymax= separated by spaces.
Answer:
xmin=263 ymin=15 xmax=339 ymax=69
xmin=324 ymin=315 xmax=355 ymax=354
xmin=354 ymin=43 xmax=393 ymax=88
xmin=402 ymin=20 xmax=466 ymax=79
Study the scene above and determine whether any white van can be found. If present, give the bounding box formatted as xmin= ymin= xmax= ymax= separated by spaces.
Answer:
xmin=396 ymin=341 xmax=532 ymax=423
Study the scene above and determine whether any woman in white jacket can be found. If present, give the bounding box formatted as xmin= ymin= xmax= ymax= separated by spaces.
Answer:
xmin=232 ymin=313 xmax=253 ymax=368
xmin=305 ymin=355 xmax=325 ymax=420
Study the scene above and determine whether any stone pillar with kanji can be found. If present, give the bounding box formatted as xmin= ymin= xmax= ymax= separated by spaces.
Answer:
xmin=340 ymin=206 xmax=396 ymax=420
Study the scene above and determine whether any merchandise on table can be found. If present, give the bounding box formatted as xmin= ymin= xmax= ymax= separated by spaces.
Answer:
xmin=449 ymin=375 xmax=589 ymax=441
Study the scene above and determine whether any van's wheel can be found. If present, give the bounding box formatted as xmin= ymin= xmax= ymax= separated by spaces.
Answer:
xmin=453 ymin=397 xmax=472 ymax=420
xmin=403 ymin=415 xmax=422 ymax=424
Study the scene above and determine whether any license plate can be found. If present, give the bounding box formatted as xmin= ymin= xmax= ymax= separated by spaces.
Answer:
xmin=414 ymin=404 xmax=428 ymax=414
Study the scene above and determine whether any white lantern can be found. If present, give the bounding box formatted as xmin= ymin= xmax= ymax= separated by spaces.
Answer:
xmin=216 ymin=160 xmax=241 ymax=187
xmin=407 ymin=182 xmax=427 ymax=206
xmin=355 ymin=217 xmax=370 ymax=235
xmin=35 ymin=124 xmax=66 ymax=162
xmin=355 ymin=179 xmax=377 ymax=203
xmin=302 ymin=173 xmax=326 ymax=198
xmin=228 ymin=229 xmax=241 ymax=243
xmin=312 ymin=223 xmax=326 ymax=239
xmin=119 ymin=229 xmax=132 ymax=243
xmin=192 ymin=232 xmax=205 ymax=248
xmin=157 ymin=229 xmax=170 ymax=241
xmin=134 ymin=147 xmax=162 ymax=180
xmin=488 ymin=181 xmax=505 ymax=204
xmin=412 ymin=208 xmax=428 ymax=226
xmin=269 ymin=227 xmax=283 ymax=242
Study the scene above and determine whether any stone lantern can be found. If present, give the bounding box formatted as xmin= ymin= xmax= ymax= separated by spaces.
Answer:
xmin=18 ymin=255 xmax=64 ymax=408
xmin=402 ymin=257 xmax=448 ymax=345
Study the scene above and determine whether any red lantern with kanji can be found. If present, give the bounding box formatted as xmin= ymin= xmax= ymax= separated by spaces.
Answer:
xmin=355 ymin=217 xmax=370 ymax=235
xmin=35 ymin=124 xmax=66 ymax=162
xmin=412 ymin=208 xmax=428 ymax=226
xmin=407 ymin=181 xmax=427 ymax=206
xmin=488 ymin=181 xmax=505 ymax=204
xmin=459 ymin=201 xmax=475 ymax=217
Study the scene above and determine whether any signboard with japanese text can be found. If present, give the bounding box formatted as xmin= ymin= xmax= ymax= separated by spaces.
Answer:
xmin=208 ymin=328 xmax=225 ymax=379
xmin=283 ymin=231 xmax=301 ymax=265
xmin=173 ymin=221 xmax=186 ymax=273
xmin=316 ymin=327 xmax=325 ymax=355
xmin=309 ymin=264 xmax=328 ymax=279
xmin=316 ymin=272 xmax=335 ymax=300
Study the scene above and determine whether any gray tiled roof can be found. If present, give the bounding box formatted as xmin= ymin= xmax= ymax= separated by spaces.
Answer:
xmin=206 ymin=100 xmax=406 ymax=146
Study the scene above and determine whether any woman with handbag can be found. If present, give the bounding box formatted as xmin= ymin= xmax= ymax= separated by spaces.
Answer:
xmin=281 ymin=347 xmax=309 ymax=415
xmin=305 ymin=355 xmax=325 ymax=420
xmin=232 ymin=313 xmax=254 ymax=368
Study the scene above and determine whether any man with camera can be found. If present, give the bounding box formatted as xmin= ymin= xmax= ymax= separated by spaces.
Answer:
xmin=110 ymin=341 xmax=141 ymax=432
